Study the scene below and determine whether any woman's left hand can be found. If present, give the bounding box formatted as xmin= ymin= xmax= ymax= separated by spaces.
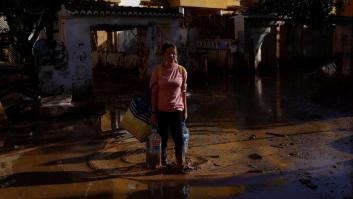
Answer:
xmin=183 ymin=111 xmax=188 ymax=122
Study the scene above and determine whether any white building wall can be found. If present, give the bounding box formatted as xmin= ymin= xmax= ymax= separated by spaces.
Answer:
xmin=59 ymin=14 xmax=179 ymax=96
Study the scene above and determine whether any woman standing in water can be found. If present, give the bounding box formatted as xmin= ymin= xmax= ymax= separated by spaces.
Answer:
xmin=149 ymin=42 xmax=188 ymax=171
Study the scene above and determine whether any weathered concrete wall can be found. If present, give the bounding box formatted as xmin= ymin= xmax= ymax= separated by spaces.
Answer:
xmin=243 ymin=18 xmax=274 ymax=72
xmin=260 ymin=26 xmax=277 ymax=69
xmin=59 ymin=14 xmax=179 ymax=98
xmin=92 ymin=52 xmax=140 ymax=71
xmin=243 ymin=19 xmax=342 ymax=74
xmin=278 ymin=24 xmax=333 ymax=69
xmin=39 ymin=64 xmax=72 ymax=96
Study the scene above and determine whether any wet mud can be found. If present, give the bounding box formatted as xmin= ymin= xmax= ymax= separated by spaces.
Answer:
xmin=0 ymin=72 xmax=352 ymax=198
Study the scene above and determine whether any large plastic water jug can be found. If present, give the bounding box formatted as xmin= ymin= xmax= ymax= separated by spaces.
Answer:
xmin=181 ymin=122 xmax=189 ymax=163
xmin=146 ymin=127 xmax=161 ymax=168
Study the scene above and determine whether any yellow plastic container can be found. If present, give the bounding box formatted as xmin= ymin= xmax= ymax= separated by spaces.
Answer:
xmin=120 ymin=108 xmax=151 ymax=142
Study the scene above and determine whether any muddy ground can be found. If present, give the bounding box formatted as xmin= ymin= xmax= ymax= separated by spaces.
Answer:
xmin=0 ymin=72 xmax=352 ymax=199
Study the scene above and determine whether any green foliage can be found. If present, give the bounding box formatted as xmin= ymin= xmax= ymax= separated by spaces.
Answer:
xmin=264 ymin=0 xmax=335 ymax=26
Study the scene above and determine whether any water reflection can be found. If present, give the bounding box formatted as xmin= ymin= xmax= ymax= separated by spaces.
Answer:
xmin=91 ymin=69 xmax=353 ymax=133
xmin=127 ymin=180 xmax=249 ymax=199
xmin=149 ymin=181 xmax=191 ymax=199
xmin=127 ymin=181 xmax=191 ymax=199
xmin=275 ymin=70 xmax=282 ymax=121
xmin=188 ymin=73 xmax=287 ymax=129
xmin=254 ymin=74 xmax=265 ymax=111
xmin=189 ymin=70 xmax=353 ymax=130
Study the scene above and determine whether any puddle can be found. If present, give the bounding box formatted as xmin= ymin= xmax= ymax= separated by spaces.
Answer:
xmin=127 ymin=180 xmax=246 ymax=199
xmin=90 ymin=72 xmax=353 ymax=135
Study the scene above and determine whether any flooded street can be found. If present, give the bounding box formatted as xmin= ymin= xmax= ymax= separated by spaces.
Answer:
xmin=0 ymin=71 xmax=352 ymax=199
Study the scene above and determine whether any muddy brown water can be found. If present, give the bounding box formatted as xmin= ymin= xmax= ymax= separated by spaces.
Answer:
xmin=0 ymin=72 xmax=352 ymax=198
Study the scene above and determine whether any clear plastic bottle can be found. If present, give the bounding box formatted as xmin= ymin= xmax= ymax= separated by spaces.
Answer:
xmin=146 ymin=126 xmax=161 ymax=169
xmin=181 ymin=122 xmax=189 ymax=163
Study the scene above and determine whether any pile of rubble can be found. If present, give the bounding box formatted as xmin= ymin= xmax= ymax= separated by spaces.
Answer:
xmin=0 ymin=63 xmax=37 ymax=124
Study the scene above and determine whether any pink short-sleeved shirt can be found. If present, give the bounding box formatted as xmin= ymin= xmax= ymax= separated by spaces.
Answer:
xmin=150 ymin=64 xmax=187 ymax=112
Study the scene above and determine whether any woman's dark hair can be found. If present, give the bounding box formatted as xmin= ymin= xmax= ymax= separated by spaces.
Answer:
xmin=160 ymin=42 xmax=176 ymax=55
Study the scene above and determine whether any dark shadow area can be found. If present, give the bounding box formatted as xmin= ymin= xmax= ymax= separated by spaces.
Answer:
xmin=95 ymin=164 xmax=161 ymax=177
xmin=0 ymin=166 xmax=162 ymax=189
xmin=0 ymin=171 xmax=112 ymax=188
xmin=51 ymin=193 xmax=114 ymax=199
xmin=40 ymin=155 xmax=91 ymax=166
xmin=37 ymin=139 xmax=104 ymax=154
xmin=0 ymin=113 xmax=130 ymax=156
xmin=46 ymin=147 xmax=144 ymax=165
xmin=331 ymin=134 xmax=353 ymax=154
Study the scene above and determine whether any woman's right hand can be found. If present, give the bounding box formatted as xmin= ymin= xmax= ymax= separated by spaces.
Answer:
xmin=150 ymin=113 xmax=157 ymax=126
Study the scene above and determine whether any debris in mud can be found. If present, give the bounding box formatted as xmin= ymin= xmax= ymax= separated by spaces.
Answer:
xmin=248 ymin=164 xmax=257 ymax=169
xmin=248 ymin=135 xmax=256 ymax=140
xmin=247 ymin=165 xmax=280 ymax=174
xmin=266 ymin=132 xmax=286 ymax=137
xmin=248 ymin=169 xmax=263 ymax=173
xmin=288 ymin=152 xmax=298 ymax=157
xmin=247 ymin=164 xmax=263 ymax=173
xmin=206 ymin=155 xmax=220 ymax=158
xmin=248 ymin=153 xmax=262 ymax=160
xmin=299 ymin=178 xmax=318 ymax=190
xmin=247 ymin=164 xmax=278 ymax=173
xmin=270 ymin=144 xmax=284 ymax=148
xmin=213 ymin=162 xmax=220 ymax=167
xmin=182 ymin=165 xmax=194 ymax=173
xmin=263 ymin=168 xmax=281 ymax=174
